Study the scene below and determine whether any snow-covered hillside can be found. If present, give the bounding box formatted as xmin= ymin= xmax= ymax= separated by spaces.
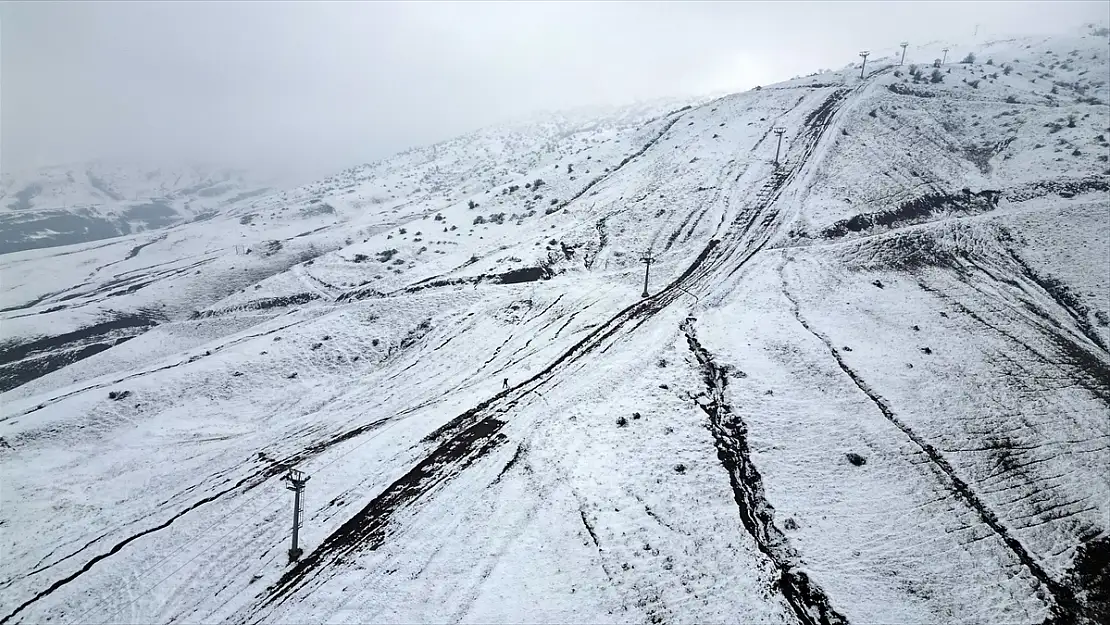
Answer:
xmin=0 ymin=162 xmax=273 ymax=254
xmin=1 ymin=28 xmax=1108 ymax=625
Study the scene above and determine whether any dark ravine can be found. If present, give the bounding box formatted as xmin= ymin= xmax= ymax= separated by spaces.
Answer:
xmin=682 ymin=320 xmax=848 ymax=625
xmin=780 ymin=272 xmax=1090 ymax=623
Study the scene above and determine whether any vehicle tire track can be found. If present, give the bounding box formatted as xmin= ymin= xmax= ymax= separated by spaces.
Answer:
xmin=779 ymin=263 xmax=1085 ymax=623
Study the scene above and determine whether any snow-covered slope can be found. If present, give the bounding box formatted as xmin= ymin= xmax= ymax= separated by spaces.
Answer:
xmin=0 ymin=162 xmax=274 ymax=254
xmin=1 ymin=28 xmax=1108 ymax=625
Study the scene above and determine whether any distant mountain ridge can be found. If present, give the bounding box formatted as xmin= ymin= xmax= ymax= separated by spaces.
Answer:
xmin=0 ymin=161 xmax=273 ymax=254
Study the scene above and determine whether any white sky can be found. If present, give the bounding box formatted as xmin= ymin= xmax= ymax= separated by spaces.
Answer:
xmin=2 ymin=1 xmax=1107 ymax=183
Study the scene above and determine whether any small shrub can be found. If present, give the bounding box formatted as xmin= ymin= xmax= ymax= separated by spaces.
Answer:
xmin=616 ymin=415 xmax=628 ymax=427
xmin=961 ymin=52 xmax=976 ymax=64
xmin=1068 ymin=114 xmax=1077 ymax=128
xmin=353 ymin=253 xmax=369 ymax=263
xmin=846 ymin=452 xmax=867 ymax=466
xmin=468 ymin=199 xmax=478 ymax=210
xmin=868 ymin=108 xmax=878 ymax=118
xmin=473 ymin=215 xmax=486 ymax=225
xmin=1005 ymin=95 xmax=1019 ymax=104
xmin=1003 ymin=65 xmax=1013 ymax=75
xmin=398 ymin=228 xmax=407 ymax=234
xmin=968 ymin=79 xmax=981 ymax=89
xmin=986 ymin=58 xmax=994 ymax=65
xmin=1072 ymin=148 xmax=1082 ymax=156
xmin=930 ymin=69 xmax=944 ymax=83
xmin=673 ymin=464 xmax=687 ymax=474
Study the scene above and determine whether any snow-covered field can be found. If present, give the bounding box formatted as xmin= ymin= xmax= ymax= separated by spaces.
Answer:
xmin=1 ymin=28 xmax=1108 ymax=624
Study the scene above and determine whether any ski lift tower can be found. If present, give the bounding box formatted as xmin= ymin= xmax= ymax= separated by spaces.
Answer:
xmin=772 ymin=128 xmax=786 ymax=166
xmin=283 ymin=469 xmax=310 ymax=562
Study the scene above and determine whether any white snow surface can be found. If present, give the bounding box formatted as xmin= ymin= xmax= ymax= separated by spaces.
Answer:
xmin=2 ymin=30 xmax=1109 ymax=625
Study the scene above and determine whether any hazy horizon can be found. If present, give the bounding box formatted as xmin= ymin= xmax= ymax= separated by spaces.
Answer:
xmin=3 ymin=1 xmax=1107 ymax=184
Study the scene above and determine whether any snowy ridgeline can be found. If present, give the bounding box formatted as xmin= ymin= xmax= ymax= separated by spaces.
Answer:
xmin=1 ymin=28 xmax=1108 ymax=625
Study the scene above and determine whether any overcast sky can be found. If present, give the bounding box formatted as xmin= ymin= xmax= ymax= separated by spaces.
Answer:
xmin=2 ymin=1 xmax=1106 ymax=183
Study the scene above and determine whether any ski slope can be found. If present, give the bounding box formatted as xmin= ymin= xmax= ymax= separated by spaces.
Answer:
xmin=1 ymin=27 xmax=1108 ymax=625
